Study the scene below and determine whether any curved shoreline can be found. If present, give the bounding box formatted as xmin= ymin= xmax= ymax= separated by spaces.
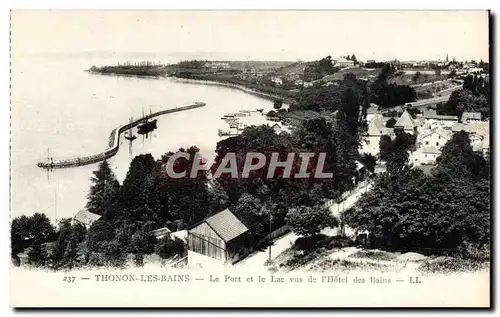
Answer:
xmin=168 ymin=76 xmax=288 ymax=104
xmin=37 ymin=102 xmax=206 ymax=169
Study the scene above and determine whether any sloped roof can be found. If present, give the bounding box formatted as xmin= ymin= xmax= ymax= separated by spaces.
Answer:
xmin=150 ymin=227 xmax=171 ymax=238
xmin=204 ymin=209 xmax=249 ymax=242
xmin=420 ymin=127 xmax=453 ymax=141
xmin=451 ymin=122 xmax=490 ymax=137
xmin=394 ymin=110 xmax=417 ymax=130
xmin=423 ymin=109 xmax=458 ymax=121
xmin=367 ymin=115 xmax=393 ymax=136
xmin=73 ymin=209 xmax=101 ymax=226
xmin=461 ymin=112 xmax=481 ymax=122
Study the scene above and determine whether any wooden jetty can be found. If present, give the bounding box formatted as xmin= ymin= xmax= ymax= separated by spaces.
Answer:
xmin=37 ymin=102 xmax=206 ymax=169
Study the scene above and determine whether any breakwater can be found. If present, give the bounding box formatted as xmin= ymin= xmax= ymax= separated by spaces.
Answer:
xmin=37 ymin=102 xmax=206 ymax=169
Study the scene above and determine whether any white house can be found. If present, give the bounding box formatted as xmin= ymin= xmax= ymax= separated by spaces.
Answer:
xmin=422 ymin=110 xmax=458 ymax=129
xmin=271 ymin=77 xmax=283 ymax=86
xmin=333 ymin=58 xmax=355 ymax=68
xmin=418 ymin=128 xmax=453 ymax=149
xmin=410 ymin=128 xmax=452 ymax=165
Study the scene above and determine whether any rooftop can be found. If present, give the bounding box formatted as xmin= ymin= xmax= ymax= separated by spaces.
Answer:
xmin=461 ymin=112 xmax=482 ymax=122
xmin=201 ymin=209 xmax=249 ymax=242
xmin=395 ymin=110 xmax=418 ymax=130
xmin=73 ymin=209 xmax=101 ymax=227
xmin=423 ymin=109 xmax=458 ymax=121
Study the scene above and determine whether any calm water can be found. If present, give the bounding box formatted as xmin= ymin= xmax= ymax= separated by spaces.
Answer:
xmin=11 ymin=54 xmax=274 ymax=222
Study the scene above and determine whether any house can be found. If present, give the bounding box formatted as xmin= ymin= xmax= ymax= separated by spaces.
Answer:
xmin=187 ymin=209 xmax=252 ymax=264
xmin=418 ymin=128 xmax=453 ymax=149
xmin=411 ymin=128 xmax=452 ymax=164
xmin=366 ymin=115 xmax=393 ymax=137
xmin=360 ymin=115 xmax=393 ymax=157
xmin=203 ymin=62 xmax=230 ymax=70
xmin=294 ymin=79 xmax=304 ymax=86
xmin=423 ymin=109 xmax=458 ymax=125
xmin=394 ymin=110 xmax=418 ymax=134
xmin=271 ymin=123 xmax=282 ymax=134
xmin=452 ymin=122 xmax=490 ymax=155
xmin=271 ymin=77 xmax=283 ymax=86
xmin=303 ymin=82 xmax=314 ymax=88
xmin=461 ymin=112 xmax=482 ymax=123
xmin=333 ymin=58 xmax=355 ymax=68
xmin=73 ymin=209 xmax=101 ymax=228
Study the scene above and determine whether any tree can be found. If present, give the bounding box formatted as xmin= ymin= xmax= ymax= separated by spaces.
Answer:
xmin=351 ymin=54 xmax=358 ymax=65
xmin=62 ymin=223 xmax=87 ymax=269
xmin=344 ymin=150 xmax=490 ymax=253
xmin=233 ymin=193 xmax=267 ymax=238
xmin=11 ymin=213 xmax=55 ymax=258
xmin=448 ymin=70 xmax=457 ymax=78
xmin=412 ymin=71 xmax=421 ymax=83
xmin=286 ymin=205 xmax=338 ymax=237
xmin=359 ymin=153 xmax=376 ymax=173
xmin=436 ymin=131 xmax=488 ymax=181
xmin=27 ymin=238 xmax=48 ymax=267
xmin=379 ymin=131 xmax=414 ymax=174
xmin=156 ymin=236 xmax=185 ymax=259
xmin=86 ymin=160 xmax=120 ymax=216
xmin=385 ymin=118 xmax=397 ymax=128
xmin=130 ymin=230 xmax=157 ymax=255
xmin=49 ymin=219 xmax=73 ymax=267
xmin=273 ymin=99 xmax=283 ymax=110
xmin=435 ymin=68 xmax=441 ymax=77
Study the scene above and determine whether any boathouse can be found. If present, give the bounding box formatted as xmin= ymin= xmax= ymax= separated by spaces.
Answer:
xmin=187 ymin=209 xmax=252 ymax=264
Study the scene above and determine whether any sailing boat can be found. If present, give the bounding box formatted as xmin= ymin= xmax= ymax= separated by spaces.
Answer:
xmin=137 ymin=107 xmax=157 ymax=136
xmin=124 ymin=117 xmax=137 ymax=141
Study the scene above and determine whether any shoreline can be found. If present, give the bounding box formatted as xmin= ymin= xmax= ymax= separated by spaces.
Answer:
xmin=86 ymin=69 xmax=294 ymax=105
xmin=168 ymin=76 xmax=283 ymax=103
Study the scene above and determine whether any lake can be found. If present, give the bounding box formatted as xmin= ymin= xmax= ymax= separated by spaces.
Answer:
xmin=10 ymin=53 xmax=275 ymax=222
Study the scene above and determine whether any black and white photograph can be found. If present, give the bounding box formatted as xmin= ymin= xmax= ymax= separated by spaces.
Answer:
xmin=8 ymin=10 xmax=491 ymax=307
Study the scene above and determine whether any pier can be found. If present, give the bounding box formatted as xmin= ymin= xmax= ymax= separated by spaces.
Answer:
xmin=37 ymin=102 xmax=207 ymax=169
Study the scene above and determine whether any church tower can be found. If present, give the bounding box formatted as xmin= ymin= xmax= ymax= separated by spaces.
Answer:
xmin=446 ymin=53 xmax=449 ymax=63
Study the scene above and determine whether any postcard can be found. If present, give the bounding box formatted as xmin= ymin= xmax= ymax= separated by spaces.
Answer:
xmin=9 ymin=10 xmax=491 ymax=308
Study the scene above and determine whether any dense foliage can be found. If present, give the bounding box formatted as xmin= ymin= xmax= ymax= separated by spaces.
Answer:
xmin=370 ymin=65 xmax=417 ymax=108
xmin=286 ymin=205 xmax=338 ymax=237
xmin=344 ymin=132 xmax=490 ymax=255
xmin=437 ymin=74 xmax=490 ymax=119
xmin=303 ymin=56 xmax=341 ymax=81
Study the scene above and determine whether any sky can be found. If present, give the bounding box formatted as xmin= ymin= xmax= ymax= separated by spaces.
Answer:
xmin=11 ymin=10 xmax=490 ymax=62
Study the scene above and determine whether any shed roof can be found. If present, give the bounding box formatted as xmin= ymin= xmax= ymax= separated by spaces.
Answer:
xmin=73 ymin=209 xmax=101 ymax=227
xmin=203 ymin=209 xmax=249 ymax=242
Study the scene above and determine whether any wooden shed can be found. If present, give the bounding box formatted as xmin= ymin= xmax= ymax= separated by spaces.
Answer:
xmin=187 ymin=209 xmax=251 ymax=264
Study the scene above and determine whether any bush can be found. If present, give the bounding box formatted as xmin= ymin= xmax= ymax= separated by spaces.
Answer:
xmin=156 ymin=236 xmax=186 ymax=259
xmin=286 ymin=205 xmax=338 ymax=237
